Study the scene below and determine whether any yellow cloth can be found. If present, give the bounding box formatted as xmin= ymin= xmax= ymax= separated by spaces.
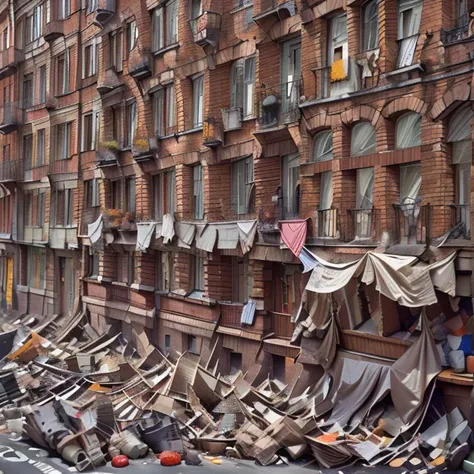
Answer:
xmin=330 ymin=59 xmax=347 ymax=82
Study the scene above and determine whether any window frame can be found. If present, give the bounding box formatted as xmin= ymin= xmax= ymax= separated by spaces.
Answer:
xmin=362 ymin=0 xmax=379 ymax=52
xmin=282 ymin=153 xmax=300 ymax=218
xmin=36 ymin=129 xmax=45 ymax=166
xmin=192 ymin=255 xmax=205 ymax=292
xmin=395 ymin=112 xmax=422 ymax=150
xmin=57 ymin=122 xmax=72 ymax=160
xmin=39 ymin=65 xmax=47 ymax=104
xmin=312 ymin=130 xmax=333 ymax=162
xmin=153 ymin=83 xmax=176 ymax=138
xmin=193 ymin=164 xmax=204 ymax=220
xmin=125 ymin=176 xmax=136 ymax=214
xmin=27 ymin=247 xmax=46 ymax=290
xmin=23 ymin=74 xmax=34 ymax=109
xmin=85 ymin=179 xmax=100 ymax=208
xmin=232 ymin=156 xmax=254 ymax=215
xmin=351 ymin=121 xmax=377 ymax=157
xmin=124 ymin=101 xmax=137 ymax=148
xmin=192 ymin=74 xmax=204 ymax=129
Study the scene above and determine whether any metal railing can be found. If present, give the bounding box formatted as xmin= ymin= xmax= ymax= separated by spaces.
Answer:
xmin=449 ymin=203 xmax=470 ymax=238
xmin=317 ymin=208 xmax=338 ymax=238
xmin=269 ymin=311 xmax=293 ymax=339
xmin=394 ymin=202 xmax=431 ymax=245
xmin=346 ymin=208 xmax=375 ymax=241
xmin=256 ymin=80 xmax=302 ymax=128
xmin=441 ymin=12 xmax=471 ymax=44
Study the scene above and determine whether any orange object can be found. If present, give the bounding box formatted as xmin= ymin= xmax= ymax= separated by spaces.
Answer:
xmin=467 ymin=356 xmax=474 ymax=374
xmin=8 ymin=332 xmax=45 ymax=361
xmin=112 ymin=455 xmax=129 ymax=468
xmin=330 ymin=59 xmax=347 ymax=82
xmin=316 ymin=432 xmax=338 ymax=444
xmin=159 ymin=451 xmax=181 ymax=466
xmin=88 ymin=383 xmax=112 ymax=393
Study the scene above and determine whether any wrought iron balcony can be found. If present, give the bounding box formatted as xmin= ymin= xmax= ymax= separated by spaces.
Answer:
xmin=95 ymin=0 xmax=115 ymax=28
xmin=441 ymin=12 xmax=472 ymax=45
xmin=0 ymin=47 xmax=23 ymax=80
xmin=189 ymin=11 xmax=222 ymax=48
xmin=0 ymin=103 xmax=22 ymax=134
xmin=346 ymin=208 xmax=376 ymax=242
xmin=256 ymin=80 xmax=301 ymax=128
xmin=0 ymin=160 xmax=21 ymax=182
xmin=393 ymin=201 xmax=431 ymax=245
xmin=317 ymin=208 xmax=338 ymax=239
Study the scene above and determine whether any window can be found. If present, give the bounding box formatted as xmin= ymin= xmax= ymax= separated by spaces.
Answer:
xmin=36 ymin=129 xmax=45 ymax=166
xmin=109 ymin=30 xmax=123 ymax=71
xmin=59 ymin=0 xmax=70 ymax=19
xmin=82 ymin=113 xmax=98 ymax=151
xmin=230 ymin=57 xmax=256 ymax=118
xmin=125 ymin=101 xmax=137 ymax=148
xmin=23 ymin=74 xmax=33 ymax=109
xmin=397 ymin=0 xmax=423 ymax=68
xmin=83 ymin=42 xmax=98 ymax=78
xmin=89 ymin=252 xmax=99 ymax=279
xmin=23 ymin=134 xmax=33 ymax=170
xmin=85 ymin=179 xmax=100 ymax=208
xmin=312 ymin=131 xmax=333 ymax=162
xmin=57 ymin=122 xmax=72 ymax=160
xmin=111 ymin=180 xmax=121 ymax=208
xmin=156 ymin=251 xmax=175 ymax=291
xmin=355 ymin=168 xmax=374 ymax=238
xmin=193 ymin=165 xmax=204 ymax=220
xmin=164 ymin=334 xmax=171 ymax=354
xmin=400 ymin=163 xmax=421 ymax=203
xmin=230 ymin=352 xmax=242 ymax=375
xmin=192 ymin=75 xmax=204 ymax=128
xmin=2 ymin=27 xmax=9 ymax=51
xmin=125 ymin=176 xmax=136 ymax=214
xmin=27 ymin=248 xmax=46 ymax=289
xmin=39 ymin=66 xmax=47 ymax=104
xmin=151 ymin=0 xmax=178 ymax=51
xmin=112 ymin=106 xmax=122 ymax=143
xmin=193 ymin=256 xmax=204 ymax=292
xmin=396 ymin=112 xmax=421 ymax=149
xmin=152 ymin=170 xmax=176 ymax=219
xmin=281 ymin=38 xmax=301 ymax=114
xmin=232 ymin=156 xmax=254 ymax=215
xmin=456 ymin=0 xmax=469 ymax=28
xmin=363 ymin=0 xmax=378 ymax=51
xmin=187 ymin=335 xmax=198 ymax=354
xmin=166 ymin=0 xmax=178 ymax=45
xmin=56 ymin=49 xmax=70 ymax=95
xmin=53 ymin=189 xmax=73 ymax=226
xmin=282 ymin=153 xmax=300 ymax=218
xmin=191 ymin=0 xmax=202 ymax=19
xmin=87 ymin=0 xmax=98 ymax=13
xmin=32 ymin=4 xmax=43 ymax=41
xmin=351 ymin=122 xmax=376 ymax=156
xmin=153 ymin=84 xmax=176 ymax=137
xmin=319 ymin=171 xmax=335 ymax=237
xmin=126 ymin=21 xmax=138 ymax=54
xmin=24 ymin=190 xmax=45 ymax=227
xmin=118 ymin=252 xmax=136 ymax=285
xmin=232 ymin=258 xmax=250 ymax=303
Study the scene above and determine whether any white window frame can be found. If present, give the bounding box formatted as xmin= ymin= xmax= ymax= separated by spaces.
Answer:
xmin=32 ymin=4 xmax=43 ymax=41
xmin=397 ymin=0 xmax=423 ymax=68
xmin=36 ymin=129 xmax=45 ymax=166
xmin=166 ymin=0 xmax=178 ymax=45
xmin=193 ymin=165 xmax=204 ymax=220
xmin=85 ymin=178 xmax=100 ymax=208
xmin=153 ymin=84 xmax=176 ymax=137
xmin=39 ymin=65 xmax=47 ymax=104
xmin=59 ymin=0 xmax=70 ymax=20
xmin=125 ymin=101 xmax=137 ymax=148
xmin=192 ymin=75 xmax=204 ymax=128
xmin=58 ymin=122 xmax=72 ymax=160
xmin=230 ymin=57 xmax=256 ymax=118
xmin=193 ymin=256 xmax=204 ymax=292
xmin=81 ymin=112 xmax=98 ymax=152
xmin=191 ymin=0 xmax=202 ymax=20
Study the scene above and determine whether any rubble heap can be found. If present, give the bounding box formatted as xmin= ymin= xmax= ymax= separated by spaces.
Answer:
xmin=0 ymin=299 xmax=472 ymax=472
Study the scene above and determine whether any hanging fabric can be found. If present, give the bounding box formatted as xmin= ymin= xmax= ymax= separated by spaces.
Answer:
xmin=312 ymin=131 xmax=333 ymax=162
xmin=351 ymin=122 xmax=376 ymax=156
xmin=280 ymin=219 xmax=308 ymax=257
xmin=448 ymin=105 xmax=473 ymax=142
xmin=356 ymin=168 xmax=374 ymax=209
xmin=400 ymin=163 xmax=421 ymax=202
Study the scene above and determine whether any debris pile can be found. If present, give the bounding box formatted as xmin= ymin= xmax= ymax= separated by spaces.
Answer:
xmin=0 ymin=307 xmax=472 ymax=472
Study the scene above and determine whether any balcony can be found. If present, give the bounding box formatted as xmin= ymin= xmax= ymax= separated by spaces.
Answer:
xmin=132 ymin=138 xmax=158 ymax=164
xmin=0 ymin=47 xmax=23 ymax=80
xmin=97 ymin=68 xmax=123 ymax=95
xmin=394 ymin=202 xmax=431 ymax=245
xmin=0 ymin=103 xmax=22 ymax=134
xmin=49 ymin=155 xmax=79 ymax=175
xmin=317 ymin=208 xmax=338 ymax=239
xmin=344 ymin=208 xmax=376 ymax=242
xmin=268 ymin=311 xmax=293 ymax=339
xmin=441 ymin=12 xmax=473 ymax=45
xmin=314 ymin=60 xmax=362 ymax=100
xmin=221 ymin=107 xmax=242 ymax=132
xmin=203 ymin=117 xmax=223 ymax=147
xmin=94 ymin=0 xmax=115 ymax=28
xmin=44 ymin=20 xmax=64 ymax=43
xmin=24 ymin=164 xmax=48 ymax=182
xmin=256 ymin=80 xmax=301 ymax=128
xmin=128 ymin=50 xmax=152 ymax=80
xmin=0 ymin=160 xmax=21 ymax=182
xmin=97 ymin=145 xmax=119 ymax=168
xmin=189 ymin=11 xmax=222 ymax=48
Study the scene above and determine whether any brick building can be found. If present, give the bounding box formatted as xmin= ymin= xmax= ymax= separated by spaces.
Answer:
xmin=0 ymin=0 xmax=474 ymax=386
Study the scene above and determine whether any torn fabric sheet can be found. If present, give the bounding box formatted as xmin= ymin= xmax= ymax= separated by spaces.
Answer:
xmin=88 ymin=214 xmax=103 ymax=244
xmin=161 ymin=214 xmax=175 ymax=244
xmin=299 ymin=247 xmax=319 ymax=273
xmin=237 ymin=220 xmax=257 ymax=254
xmin=176 ymin=222 xmax=196 ymax=249
xmin=136 ymin=222 xmax=156 ymax=251
xmin=280 ymin=220 xmax=307 ymax=257
xmin=155 ymin=222 xmax=163 ymax=239
xmin=217 ymin=223 xmax=239 ymax=249
xmin=390 ymin=312 xmax=441 ymax=425
xmin=196 ymin=225 xmax=217 ymax=252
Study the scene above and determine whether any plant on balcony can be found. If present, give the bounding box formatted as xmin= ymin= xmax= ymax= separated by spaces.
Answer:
xmin=103 ymin=208 xmax=124 ymax=229
xmin=101 ymin=140 xmax=120 ymax=151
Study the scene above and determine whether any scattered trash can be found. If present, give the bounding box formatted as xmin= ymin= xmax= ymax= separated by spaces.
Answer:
xmin=111 ymin=455 xmax=129 ymax=468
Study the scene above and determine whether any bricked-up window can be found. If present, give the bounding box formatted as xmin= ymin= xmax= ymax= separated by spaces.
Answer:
xmin=59 ymin=0 xmax=71 ymax=20
xmin=400 ymin=163 xmax=421 ymax=203
xmin=191 ymin=0 xmax=202 ymax=19
xmin=351 ymin=122 xmax=376 ymax=156
xmin=36 ymin=129 xmax=45 ymax=166
xmin=448 ymin=105 xmax=473 ymax=233
xmin=397 ymin=0 xmax=423 ymax=68
xmin=56 ymin=49 xmax=70 ymax=95
xmin=82 ymin=112 xmax=99 ymax=151
xmin=109 ymin=30 xmax=123 ymax=71
xmin=281 ymin=38 xmax=301 ymax=117
xmin=87 ymin=0 xmax=98 ymax=14
xmin=53 ymin=188 xmax=73 ymax=226
xmin=27 ymin=247 xmax=46 ymax=289
xmin=193 ymin=165 xmax=204 ymax=220
xmin=125 ymin=176 xmax=136 ymax=214
xmin=362 ymin=0 xmax=379 ymax=51
xmin=39 ymin=66 xmax=47 ymax=104
xmin=232 ymin=257 xmax=250 ymax=303
xmin=153 ymin=84 xmax=176 ymax=137
xmin=282 ymin=153 xmax=300 ymax=218
xmin=396 ymin=112 xmax=421 ymax=149
xmin=152 ymin=0 xmax=179 ymax=52
xmin=83 ymin=41 xmax=99 ymax=78
xmin=126 ymin=21 xmax=138 ymax=55
xmin=85 ymin=179 xmax=100 ymax=208
xmin=23 ymin=134 xmax=33 ymax=170
xmin=156 ymin=251 xmax=175 ymax=291
xmin=230 ymin=57 xmax=256 ymax=118
xmin=232 ymin=156 xmax=254 ymax=215
xmin=57 ymin=122 xmax=72 ymax=160
xmin=192 ymin=75 xmax=204 ymax=128
xmin=23 ymin=74 xmax=33 ymax=109
xmin=124 ymin=101 xmax=137 ymax=148
xmin=111 ymin=180 xmax=121 ymax=209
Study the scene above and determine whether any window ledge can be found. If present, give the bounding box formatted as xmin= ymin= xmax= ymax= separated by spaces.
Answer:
xmin=153 ymin=43 xmax=180 ymax=57
xmin=230 ymin=3 xmax=253 ymax=14
xmin=29 ymin=287 xmax=46 ymax=296
xmin=382 ymin=63 xmax=424 ymax=79
xmin=83 ymin=277 xmax=99 ymax=283
xmin=111 ymin=281 xmax=130 ymax=287
xmin=16 ymin=285 xmax=29 ymax=294
xmin=178 ymin=127 xmax=203 ymax=137
xmin=131 ymin=283 xmax=154 ymax=292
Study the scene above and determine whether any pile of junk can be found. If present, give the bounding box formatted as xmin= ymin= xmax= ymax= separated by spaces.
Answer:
xmin=0 ymin=248 xmax=474 ymax=471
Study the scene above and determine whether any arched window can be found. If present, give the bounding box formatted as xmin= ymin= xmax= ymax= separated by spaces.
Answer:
xmin=312 ymin=130 xmax=333 ymax=162
xmin=351 ymin=121 xmax=376 ymax=156
xmin=396 ymin=112 xmax=421 ymax=149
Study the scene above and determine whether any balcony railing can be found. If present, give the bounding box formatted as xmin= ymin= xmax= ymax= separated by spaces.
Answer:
xmin=189 ymin=11 xmax=222 ymax=47
xmin=0 ymin=103 xmax=21 ymax=134
xmin=441 ymin=12 xmax=472 ymax=45
xmin=449 ymin=204 xmax=470 ymax=238
xmin=346 ymin=208 xmax=375 ymax=241
xmin=317 ymin=208 xmax=338 ymax=238
xmin=220 ymin=304 xmax=244 ymax=328
xmin=0 ymin=47 xmax=23 ymax=79
xmin=257 ymin=80 xmax=301 ymax=128
xmin=0 ymin=160 xmax=21 ymax=182
xmin=394 ymin=202 xmax=431 ymax=245
xmin=269 ymin=311 xmax=293 ymax=339
xmin=95 ymin=0 xmax=115 ymax=27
